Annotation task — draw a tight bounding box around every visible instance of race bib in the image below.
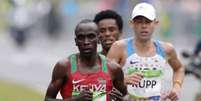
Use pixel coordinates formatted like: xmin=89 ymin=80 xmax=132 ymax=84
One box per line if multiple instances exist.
xmin=127 ymin=68 xmax=163 ymax=99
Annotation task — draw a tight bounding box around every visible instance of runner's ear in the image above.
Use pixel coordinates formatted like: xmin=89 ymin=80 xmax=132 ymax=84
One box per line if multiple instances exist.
xmin=154 ymin=19 xmax=159 ymax=26
xmin=128 ymin=20 xmax=134 ymax=28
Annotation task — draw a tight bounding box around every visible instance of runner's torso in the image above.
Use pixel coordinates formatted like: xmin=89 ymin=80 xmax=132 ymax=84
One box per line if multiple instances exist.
xmin=60 ymin=54 xmax=113 ymax=101
xmin=123 ymin=38 xmax=167 ymax=101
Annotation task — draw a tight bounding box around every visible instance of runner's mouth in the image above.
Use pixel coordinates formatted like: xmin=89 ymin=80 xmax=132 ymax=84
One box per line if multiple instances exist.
xmin=140 ymin=31 xmax=150 ymax=37
xmin=105 ymin=41 xmax=113 ymax=46
xmin=104 ymin=39 xmax=115 ymax=44
xmin=140 ymin=31 xmax=149 ymax=34
xmin=82 ymin=46 xmax=93 ymax=51
xmin=82 ymin=49 xmax=92 ymax=53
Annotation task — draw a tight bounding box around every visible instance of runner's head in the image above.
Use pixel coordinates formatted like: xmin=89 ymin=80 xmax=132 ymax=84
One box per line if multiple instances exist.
xmin=129 ymin=2 xmax=159 ymax=41
xmin=75 ymin=19 xmax=99 ymax=56
xmin=94 ymin=10 xmax=123 ymax=54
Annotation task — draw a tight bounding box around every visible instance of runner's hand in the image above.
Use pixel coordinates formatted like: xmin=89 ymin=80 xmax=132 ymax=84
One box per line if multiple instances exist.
xmin=161 ymin=87 xmax=180 ymax=101
xmin=74 ymin=90 xmax=93 ymax=101
xmin=109 ymin=87 xmax=123 ymax=101
xmin=124 ymin=72 xmax=143 ymax=85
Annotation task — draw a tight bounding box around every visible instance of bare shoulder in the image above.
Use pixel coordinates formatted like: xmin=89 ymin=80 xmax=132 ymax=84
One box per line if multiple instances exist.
xmin=111 ymin=39 xmax=126 ymax=49
xmin=52 ymin=57 xmax=70 ymax=79
xmin=160 ymin=41 xmax=176 ymax=58
xmin=107 ymin=39 xmax=127 ymax=65
xmin=55 ymin=58 xmax=69 ymax=70
xmin=159 ymin=41 xmax=175 ymax=53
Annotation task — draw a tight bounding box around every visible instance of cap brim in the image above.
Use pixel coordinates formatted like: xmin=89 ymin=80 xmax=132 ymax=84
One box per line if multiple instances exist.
xmin=132 ymin=14 xmax=155 ymax=21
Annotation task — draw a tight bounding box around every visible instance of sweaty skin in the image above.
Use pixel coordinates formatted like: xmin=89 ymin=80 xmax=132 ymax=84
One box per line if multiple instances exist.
xmin=107 ymin=16 xmax=185 ymax=101
xmin=98 ymin=19 xmax=121 ymax=56
xmin=94 ymin=10 xmax=123 ymax=56
xmin=45 ymin=20 xmax=127 ymax=101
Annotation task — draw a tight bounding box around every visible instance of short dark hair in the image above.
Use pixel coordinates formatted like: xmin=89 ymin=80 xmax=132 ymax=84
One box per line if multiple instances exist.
xmin=75 ymin=19 xmax=98 ymax=34
xmin=94 ymin=10 xmax=123 ymax=32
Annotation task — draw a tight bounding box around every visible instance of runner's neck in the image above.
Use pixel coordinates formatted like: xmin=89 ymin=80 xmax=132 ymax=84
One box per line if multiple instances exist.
xmin=79 ymin=53 xmax=99 ymax=69
xmin=134 ymin=39 xmax=156 ymax=57
xmin=134 ymin=39 xmax=153 ymax=50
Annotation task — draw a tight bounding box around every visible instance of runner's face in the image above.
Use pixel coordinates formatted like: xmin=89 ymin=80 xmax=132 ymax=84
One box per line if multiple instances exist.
xmin=98 ymin=19 xmax=121 ymax=51
xmin=130 ymin=16 xmax=158 ymax=41
xmin=75 ymin=22 xmax=99 ymax=56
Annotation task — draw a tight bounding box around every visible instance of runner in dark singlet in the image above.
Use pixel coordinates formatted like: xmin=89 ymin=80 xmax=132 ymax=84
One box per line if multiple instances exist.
xmin=45 ymin=19 xmax=127 ymax=101
xmin=94 ymin=10 xmax=123 ymax=56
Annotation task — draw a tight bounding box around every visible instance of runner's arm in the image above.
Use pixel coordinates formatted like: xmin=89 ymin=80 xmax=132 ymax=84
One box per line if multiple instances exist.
xmin=45 ymin=60 xmax=72 ymax=101
xmin=107 ymin=41 xmax=126 ymax=66
xmin=166 ymin=43 xmax=185 ymax=90
xmin=110 ymin=61 xmax=127 ymax=96
xmin=45 ymin=59 xmax=93 ymax=101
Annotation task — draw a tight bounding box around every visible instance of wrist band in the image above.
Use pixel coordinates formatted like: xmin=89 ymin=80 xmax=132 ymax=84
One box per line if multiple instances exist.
xmin=173 ymin=80 xmax=182 ymax=88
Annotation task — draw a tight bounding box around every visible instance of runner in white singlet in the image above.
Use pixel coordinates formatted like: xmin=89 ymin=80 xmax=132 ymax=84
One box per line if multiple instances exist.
xmin=107 ymin=2 xmax=185 ymax=101
xmin=123 ymin=38 xmax=167 ymax=100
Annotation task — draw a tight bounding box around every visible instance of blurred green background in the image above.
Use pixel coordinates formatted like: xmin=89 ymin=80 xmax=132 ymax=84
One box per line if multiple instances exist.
xmin=0 ymin=79 xmax=43 ymax=101
xmin=0 ymin=0 xmax=201 ymax=101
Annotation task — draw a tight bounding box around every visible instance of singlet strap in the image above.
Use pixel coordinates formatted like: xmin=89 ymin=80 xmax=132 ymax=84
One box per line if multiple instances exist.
xmin=125 ymin=38 xmax=165 ymax=58
xmin=70 ymin=54 xmax=77 ymax=73
xmin=126 ymin=37 xmax=135 ymax=57
xmin=99 ymin=54 xmax=108 ymax=73
xmin=154 ymin=40 xmax=166 ymax=58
